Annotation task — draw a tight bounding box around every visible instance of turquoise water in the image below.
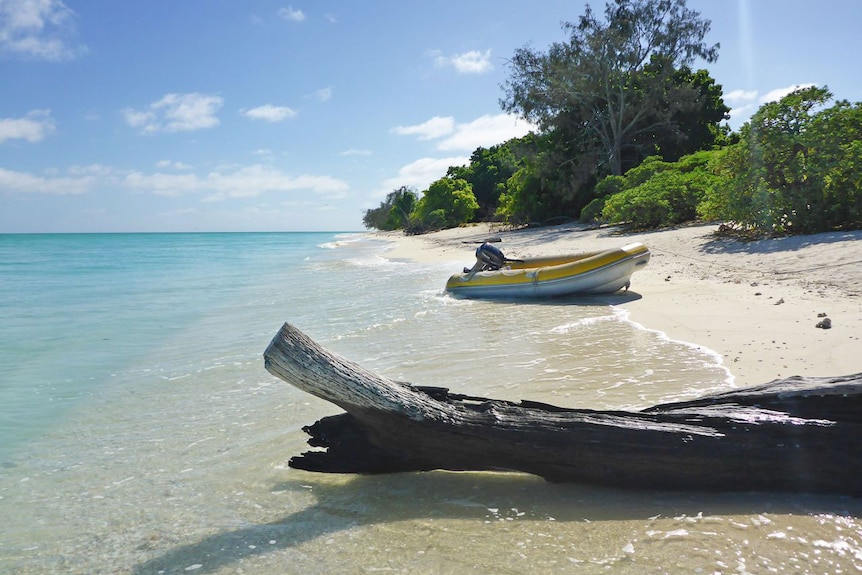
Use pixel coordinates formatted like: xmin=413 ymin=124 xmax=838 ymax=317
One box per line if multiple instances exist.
xmin=1 ymin=233 xmax=859 ymax=575
xmin=0 ymin=233 xmax=355 ymax=454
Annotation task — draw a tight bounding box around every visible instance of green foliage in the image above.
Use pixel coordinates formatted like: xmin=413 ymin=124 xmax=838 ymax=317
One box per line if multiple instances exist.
xmin=648 ymin=66 xmax=731 ymax=162
xmin=707 ymin=86 xmax=862 ymax=234
xmin=495 ymin=131 xmax=600 ymax=224
xmin=501 ymin=0 xmax=719 ymax=176
xmin=598 ymin=151 xmax=723 ymax=228
xmin=448 ymin=144 xmax=518 ymax=219
xmin=603 ymin=171 xmax=686 ymax=228
xmin=579 ymin=197 xmax=606 ymax=222
xmin=579 ymin=175 xmax=625 ymax=222
xmin=411 ymin=177 xmax=479 ymax=231
xmin=496 ymin=164 xmax=544 ymax=224
xmin=494 ymin=0 xmax=728 ymax=225
xmin=361 ymin=186 xmax=419 ymax=231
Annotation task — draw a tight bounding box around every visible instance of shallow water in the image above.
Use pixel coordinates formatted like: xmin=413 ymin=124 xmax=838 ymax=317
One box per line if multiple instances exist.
xmin=1 ymin=233 xmax=860 ymax=574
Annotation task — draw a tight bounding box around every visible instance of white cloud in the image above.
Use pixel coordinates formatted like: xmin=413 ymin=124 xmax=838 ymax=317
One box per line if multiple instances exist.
xmin=0 ymin=166 xmax=96 ymax=195
xmin=432 ymin=49 xmax=493 ymax=74
xmin=728 ymin=104 xmax=757 ymax=125
xmin=452 ymin=50 xmax=493 ymax=74
xmin=0 ymin=109 xmax=55 ymax=143
xmin=340 ymin=148 xmax=371 ymax=156
xmin=380 ymin=113 xmax=537 ymax=198
xmin=436 ymin=114 xmax=536 ymax=152
xmin=124 ymin=171 xmax=199 ymax=197
xmin=155 ymin=160 xmax=192 ymax=170
xmin=1 ymin=161 xmax=349 ymax=204
xmin=759 ymin=83 xmax=816 ymax=104
xmin=312 ymin=87 xmax=332 ymax=102
xmin=393 ymin=113 xmax=536 ymax=151
xmin=379 ymin=156 xmax=469 ymax=195
xmin=723 ymin=84 xmax=819 ymax=128
xmin=0 ymin=0 xmax=86 ymax=60
xmin=392 ymin=116 xmax=456 ymax=140
xmin=67 ymin=163 xmax=113 ymax=177
xmin=277 ymin=6 xmax=304 ymax=21
xmin=123 ymin=164 xmax=349 ymax=200
xmin=724 ymin=89 xmax=758 ymax=104
xmin=123 ymin=93 xmax=223 ymax=133
xmin=242 ymin=104 xmax=298 ymax=122
xmin=122 ymin=108 xmax=154 ymax=129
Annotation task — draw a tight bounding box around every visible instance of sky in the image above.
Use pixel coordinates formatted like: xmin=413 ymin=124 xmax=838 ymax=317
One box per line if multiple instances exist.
xmin=1 ymin=0 xmax=861 ymax=233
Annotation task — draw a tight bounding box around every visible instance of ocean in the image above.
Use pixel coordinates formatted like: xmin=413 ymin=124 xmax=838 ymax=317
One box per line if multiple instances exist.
xmin=1 ymin=232 xmax=860 ymax=574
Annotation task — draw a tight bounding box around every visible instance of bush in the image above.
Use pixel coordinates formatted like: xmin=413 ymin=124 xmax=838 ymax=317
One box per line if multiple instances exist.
xmin=706 ymin=86 xmax=862 ymax=235
xmin=602 ymin=173 xmax=678 ymax=228
xmin=599 ymin=151 xmax=721 ymax=228
xmin=411 ymin=177 xmax=479 ymax=231
xmin=579 ymin=197 xmax=606 ymax=222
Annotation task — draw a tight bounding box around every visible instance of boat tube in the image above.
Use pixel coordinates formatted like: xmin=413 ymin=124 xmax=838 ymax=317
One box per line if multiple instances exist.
xmin=446 ymin=242 xmax=651 ymax=299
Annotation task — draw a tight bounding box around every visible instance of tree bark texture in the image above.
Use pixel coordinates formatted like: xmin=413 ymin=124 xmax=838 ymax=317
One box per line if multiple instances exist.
xmin=264 ymin=322 xmax=862 ymax=496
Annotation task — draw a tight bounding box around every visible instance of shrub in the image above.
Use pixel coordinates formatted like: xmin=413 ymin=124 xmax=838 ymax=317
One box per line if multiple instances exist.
xmin=411 ymin=177 xmax=479 ymax=231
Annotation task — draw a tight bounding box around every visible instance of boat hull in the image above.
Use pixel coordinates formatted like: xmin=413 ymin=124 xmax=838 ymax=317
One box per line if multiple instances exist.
xmin=445 ymin=242 xmax=650 ymax=299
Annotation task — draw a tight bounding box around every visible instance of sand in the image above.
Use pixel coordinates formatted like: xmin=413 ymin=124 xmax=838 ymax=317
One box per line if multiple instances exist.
xmin=379 ymin=222 xmax=862 ymax=387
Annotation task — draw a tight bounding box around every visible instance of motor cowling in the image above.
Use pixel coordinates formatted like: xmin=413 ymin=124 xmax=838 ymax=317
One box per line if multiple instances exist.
xmin=475 ymin=242 xmax=506 ymax=270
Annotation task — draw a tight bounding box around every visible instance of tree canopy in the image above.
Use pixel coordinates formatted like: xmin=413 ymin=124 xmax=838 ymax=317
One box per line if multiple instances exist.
xmin=500 ymin=0 xmax=719 ymax=176
xmin=361 ymin=186 xmax=418 ymax=231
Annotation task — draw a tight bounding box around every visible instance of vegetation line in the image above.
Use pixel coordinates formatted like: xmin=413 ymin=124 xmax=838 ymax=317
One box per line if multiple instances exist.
xmin=364 ymin=0 xmax=861 ymax=240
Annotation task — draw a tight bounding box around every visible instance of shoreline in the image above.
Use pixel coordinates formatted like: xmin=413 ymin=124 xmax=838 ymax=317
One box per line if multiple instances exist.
xmin=377 ymin=223 xmax=862 ymax=386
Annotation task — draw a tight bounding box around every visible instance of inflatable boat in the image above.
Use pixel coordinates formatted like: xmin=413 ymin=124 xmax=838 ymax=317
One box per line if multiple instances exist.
xmin=445 ymin=242 xmax=650 ymax=299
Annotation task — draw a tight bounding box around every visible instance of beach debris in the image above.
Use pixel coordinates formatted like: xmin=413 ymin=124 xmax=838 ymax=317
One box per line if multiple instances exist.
xmin=265 ymin=322 xmax=862 ymax=496
xmin=816 ymin=317 xmax=832 ymax=329
xmin=775 ymin=298 xmax=785 ymax=305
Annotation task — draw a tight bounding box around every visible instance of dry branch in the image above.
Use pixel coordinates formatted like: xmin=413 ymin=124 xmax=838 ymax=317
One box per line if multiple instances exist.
xmin=264 ymin=322 xmax=862 ymax=495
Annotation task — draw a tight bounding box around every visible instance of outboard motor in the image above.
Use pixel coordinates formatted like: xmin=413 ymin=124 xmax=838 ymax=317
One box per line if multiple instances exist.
xmin=475 ymin=242 xmax=506 ymax=270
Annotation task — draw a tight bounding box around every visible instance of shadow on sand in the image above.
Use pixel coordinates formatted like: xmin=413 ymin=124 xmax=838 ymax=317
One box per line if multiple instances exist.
xmin=700 ymin=229 xmax=862 ymax=256
xmin=443 ymin=289 xmax=643 ymax=306
xmin=134 ymin=469 xmax=862 ymax=574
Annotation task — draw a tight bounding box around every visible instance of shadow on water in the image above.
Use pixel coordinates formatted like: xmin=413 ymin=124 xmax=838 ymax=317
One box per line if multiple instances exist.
xmin=134 ymin=469 xmax=862 ymax=574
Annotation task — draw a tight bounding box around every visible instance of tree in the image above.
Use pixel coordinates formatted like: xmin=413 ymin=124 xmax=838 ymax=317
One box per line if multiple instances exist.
xmin=362 ymin=186 xmax=419 ymax=231
xmin=500 ymin=0 xmax=719 ymax=176
xmin=411 ymin=177 xmax=479 ymax=231
xmin=647 ymin=66 xmax=731 ymax=162
xmin=447 ymin=144 xmax=518 ymax=220
xmin=496 ymin=131 xmax=599 ymax=224
xmin=384 ymin=186 xmax=419 ymax=230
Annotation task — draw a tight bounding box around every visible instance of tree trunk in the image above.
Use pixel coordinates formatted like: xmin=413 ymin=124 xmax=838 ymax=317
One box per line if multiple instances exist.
xmin=264 ymin=322 xmax=862 ymax=496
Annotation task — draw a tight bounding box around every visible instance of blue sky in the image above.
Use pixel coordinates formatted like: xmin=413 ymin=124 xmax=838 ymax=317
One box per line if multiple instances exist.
xmin=1 ymin=0 xmax=860 ymax=233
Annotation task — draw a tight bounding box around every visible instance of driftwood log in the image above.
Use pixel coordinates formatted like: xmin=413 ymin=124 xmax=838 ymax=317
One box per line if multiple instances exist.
xmin=264 ymin=322 xmax=862 ymax=496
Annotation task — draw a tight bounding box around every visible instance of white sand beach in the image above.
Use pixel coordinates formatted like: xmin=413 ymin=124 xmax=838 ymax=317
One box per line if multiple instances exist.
xmin=381 ymin=223 xmax=862 ymax=387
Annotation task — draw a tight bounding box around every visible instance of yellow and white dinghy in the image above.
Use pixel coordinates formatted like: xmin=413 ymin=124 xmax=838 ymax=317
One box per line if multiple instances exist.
xmin=445 ymin=242 xmax=650 ymax=299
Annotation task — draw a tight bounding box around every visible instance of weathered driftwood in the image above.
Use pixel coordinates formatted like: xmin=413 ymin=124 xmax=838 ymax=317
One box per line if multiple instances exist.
xmin=264 ymin=322 xmax=862 ymax=496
